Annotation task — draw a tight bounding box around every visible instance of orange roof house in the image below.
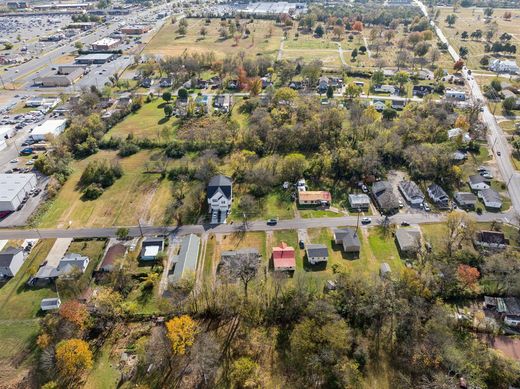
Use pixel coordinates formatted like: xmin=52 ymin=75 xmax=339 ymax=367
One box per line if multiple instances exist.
xmin=298 ymin=191 xmax=332 ymax=205
xmin=272 ymin=242 xmax=296 ymax=271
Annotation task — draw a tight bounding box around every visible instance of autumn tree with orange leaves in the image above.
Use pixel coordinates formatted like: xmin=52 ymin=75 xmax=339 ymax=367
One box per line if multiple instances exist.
xmin=457 ymin=264 xmax=480 ymax=292
xmin=352 ymin=21 xmax=363 ymax=32
xmin=59 ymin=300 xmax=90 ymax=332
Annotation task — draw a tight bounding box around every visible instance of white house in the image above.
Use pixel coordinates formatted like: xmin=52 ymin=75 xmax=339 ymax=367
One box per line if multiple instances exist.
xmin=0 ymin=247 xmax=24 ymax=278
xmin=398 ymin=180 xmax=424 ymax=206
xmin=489 ymin=59 xmax=520 ymax=74
xmin=305 ymin=244 xmax=329 ymax=265
xmin=468 ymin=175 xmax=490 ymax=191
xmin=207 ymin=175 xmax=233 ymax=224
xmin=504 ymin=315 xmax=520 ymax=327
xmin=445 ymin=90 xmax=466 ymax=101
xmin=448 ymin=127 xmax=471 ymax=143
xmin=373 ymin=84 xmax=396 ymax=94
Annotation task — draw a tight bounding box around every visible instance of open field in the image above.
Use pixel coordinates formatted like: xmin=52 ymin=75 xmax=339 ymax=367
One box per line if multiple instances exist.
xmin=38 ymin=150 xmax=173 ymax=228
xmin=145 ymin=18 xmax=282 ymax=59
xmin=437 ymin=7 xmax=520 ymax=70
xmin=105 ymin=98 xmax=179 ymax=140
xmin=84 ymin=343 xmax=120 ymax=389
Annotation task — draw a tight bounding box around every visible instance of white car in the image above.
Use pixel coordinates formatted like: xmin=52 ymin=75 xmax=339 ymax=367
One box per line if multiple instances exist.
xmin=10 ymin=159 xmax=18 ymax=164
xmin=361 ymin=217 xmax=371 ymax=224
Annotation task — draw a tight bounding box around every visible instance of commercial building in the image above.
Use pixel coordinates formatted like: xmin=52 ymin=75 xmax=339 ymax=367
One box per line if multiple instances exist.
xmin=29 ymin=119 xmax=66 ymax=141
xmin=121 ymin=25 xmax=150 ymax=35
xmin=75 ymin=53 xmax=116 ymax=64
xmin=0 ymin=173 xmax=37 ymax=212
xmin=91 ymin=37 xmax=120 ymax=51
xmin=33 ymin=68 xmax=84 ymax=87
xmin=0 ymin=125 xmax=15 ymax=151
xmin=67 ymin=22 xmax=96 ymax=31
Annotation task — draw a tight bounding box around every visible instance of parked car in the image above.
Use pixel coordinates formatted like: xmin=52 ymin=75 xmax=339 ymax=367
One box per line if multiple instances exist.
xmin=267 ymin=218 xmax=278 ymax=226
xmin=423 ymin=203 xmax=431 ymax=212
xmin=401 ymin=221 xmax=410 ymax=226
xmin=299 ymin=240 xmax=305 ymax=249
xmin=361 ymin=217 xmax=371 ymax=224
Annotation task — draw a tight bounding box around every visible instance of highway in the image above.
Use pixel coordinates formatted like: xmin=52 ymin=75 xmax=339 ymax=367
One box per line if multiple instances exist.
xmin=0 ymin=209 xmax=514 ymax=240
xmin=415 ymin=0 xmax=520 ymax=214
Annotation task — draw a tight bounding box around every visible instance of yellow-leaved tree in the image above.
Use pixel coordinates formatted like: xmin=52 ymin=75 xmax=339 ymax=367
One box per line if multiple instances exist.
xmin=55 ymin=338 xmax=93 ymax=377
xmin=165 ymin=315 xmax=198 ymax=355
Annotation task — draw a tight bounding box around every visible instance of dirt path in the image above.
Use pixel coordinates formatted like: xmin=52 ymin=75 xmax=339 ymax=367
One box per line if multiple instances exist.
xmin=277 ymin=37 xmax=285 ymax=61
xmin=195 ymin=233 xmax=208 ymax=289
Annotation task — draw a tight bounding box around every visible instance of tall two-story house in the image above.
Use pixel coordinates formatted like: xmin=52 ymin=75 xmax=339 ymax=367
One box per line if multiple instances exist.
xmin=207 ymin=175 xmax=233 ymax=224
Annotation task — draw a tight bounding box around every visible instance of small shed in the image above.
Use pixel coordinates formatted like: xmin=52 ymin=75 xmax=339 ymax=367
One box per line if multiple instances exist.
xmin=40 ymin=297 xmax=61 ymax=311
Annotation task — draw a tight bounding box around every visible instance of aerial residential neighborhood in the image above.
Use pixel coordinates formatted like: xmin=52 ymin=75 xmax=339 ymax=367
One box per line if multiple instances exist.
xmin=0 ymin=0 xmax=519 ymax=387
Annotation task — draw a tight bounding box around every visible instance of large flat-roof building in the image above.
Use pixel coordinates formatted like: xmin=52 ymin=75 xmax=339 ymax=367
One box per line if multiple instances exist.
xmin=91 ymin=37 xmax=120 ymax=51
xmin=75 ymin=53 xmax=116 ymax=64
xmin=29 ymin=119 xmax=66 ymax=142
xmin=0 ymin=173 xmax=37 ymax=212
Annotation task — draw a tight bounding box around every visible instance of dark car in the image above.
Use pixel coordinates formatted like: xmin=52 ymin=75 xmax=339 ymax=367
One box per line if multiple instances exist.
xmin=267 ymin=218 xmax=278 ymax=226
xmin=299 ymin=240 xmax=305 ymax=249
xmin=401 ymin=221 xmax=410 ymax=226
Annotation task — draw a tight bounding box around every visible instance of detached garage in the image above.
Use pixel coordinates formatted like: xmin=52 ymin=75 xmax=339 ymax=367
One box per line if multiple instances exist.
xmin=0 ymin=173 xmax=37 ymax=212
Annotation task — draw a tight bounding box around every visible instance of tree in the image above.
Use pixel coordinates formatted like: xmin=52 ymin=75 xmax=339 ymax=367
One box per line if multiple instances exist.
xmin=434 ymin=67 xmax=444 ymax=80
xmin=116 ymin=227 xmax=129 ymax=240
xmin=333 ymin=26 xmax=343 ymax=40
xmin=249 ymin=77 xmax=262 ymax=97
xmin=314 ymin=24 xmax=324 ymax=38
xmin=164 ymin=104 xmax=173 ymax=117
xmin=162 ymin=91 xmax=172 ymax=102
xmin=459 ymin=46 xmax=469 ymax=58
xmin=55 ymin=339 xmax=93 ymax=378
xmin=503 ymin=96 xmax=517 ymax=112
xmin=178 ymin=88 xmax=189 ymax=101
xmin=352 ymin=21 xmax=363 ymax=32
xmin=461 ymin=31 xmax=468 ymax=40
xmin=351 ymin=48 xmax=358 ymax=61
xmin=445 ymin=211 xmax=476 ymax=257
xmin=326 ymin=85 xmax=334 ymax=99
xmin=457 ymin=264 xmax=480 ymax=292
xmin=273 ymin=87 xmax=298 ymax=105
xmin=484 ymin=7 xmax=494 ymax=17
xmin=59 ymin=300 xmax=90 ymax=331
xmin=344 ymin=83 xmax=362 ymax=99
xmin=503 ymin=11 xmax=512 ymax=21
xmin=178 ymin=25 xmax=187 ymax=35
xmin=454 ymin=115 xmax=470 ymax=131
xmin=165 ymin=315 xmax=198 ymax=356
xmin=382 ymin=107 xmax=397 ymax=121
xmin=74 ymin=41 xmax=83 ymax=51
xmin=280 ymin=153 xmax=307 ymax=182
xmin=445 ymin=14 xmax=457 ymax=27
xmin=430 ymin=47 xmax=441 ymax=67
xmin=200 ymin=26 xmax=207 ymax=37
xmin=234 ymin=251 xmax=260 ymax=299
xmin=230 ymin=357 xmax=259 ymax=388
xmin=371 ymin=70 xmax=385 ymax=85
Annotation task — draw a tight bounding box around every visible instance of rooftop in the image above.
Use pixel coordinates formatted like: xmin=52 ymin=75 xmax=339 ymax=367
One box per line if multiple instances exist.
xmin=0 ymin=173 xmax=36 ymax=203
xmin=31 ymin=119 xmax=66 ymax=136
xmin=298 ymin=191 xmax=332 ymax=202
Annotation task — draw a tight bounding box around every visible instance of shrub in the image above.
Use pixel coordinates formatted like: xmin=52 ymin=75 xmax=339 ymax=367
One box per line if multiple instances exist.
xmin=82 ymin=184 xmax=104 ymax=200
xmin=476 ymin=207 xmax=483 ymax=215
xmin=118 ymin=142 xmax=140 ymax=157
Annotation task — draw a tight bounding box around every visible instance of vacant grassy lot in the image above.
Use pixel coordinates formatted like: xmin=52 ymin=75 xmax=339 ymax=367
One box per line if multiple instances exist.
xmin=38 ymin=150 xmax=173 ymax=228
xmin=437 ymin=7 xmax=520 ymax=70
xmin=0 ymin=239 xmax=56 ymax=321
xmin=84 ymin=343 xmax=120 ymax=389
xmin=145 ymin=18 xmax=282 ymax=59
xmin=105 ymin=98 xmax=179 ymax=140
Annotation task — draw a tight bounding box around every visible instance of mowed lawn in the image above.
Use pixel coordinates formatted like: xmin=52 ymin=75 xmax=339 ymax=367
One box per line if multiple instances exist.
xmin=38 ymin=150 xmax=173 ymax=228
xmin=437 ymin=7 xmax=520 ymax=70
xmin=145 ymin=18 xmax=283 ymax=58
xmin=105 ymin=98 xmax=179 ymax=140
xmin=0 ymin=239 xmax=56 ymax=321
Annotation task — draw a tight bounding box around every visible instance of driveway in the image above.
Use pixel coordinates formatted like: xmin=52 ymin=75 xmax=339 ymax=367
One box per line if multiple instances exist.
xmin=44 ymin=237 xmax=72 ymax=267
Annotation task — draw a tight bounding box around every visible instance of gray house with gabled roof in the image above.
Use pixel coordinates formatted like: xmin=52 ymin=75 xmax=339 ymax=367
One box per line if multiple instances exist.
xmin=207 ymin=175 xmax=233 ymax=224
xmin=372 ymin=181 xmax=399 ymax=215
xmin=427 ymin=184 xmax=450 ymax=209
xmin=398 ymin=180 xmax=424 ymax=206
xmin=169 ymin=234 xmax=200 ymax=284
xmin=333 ymin=228 xmax=361 ymax=253
xmin=305 ymin=244 xmax=329 ymax=265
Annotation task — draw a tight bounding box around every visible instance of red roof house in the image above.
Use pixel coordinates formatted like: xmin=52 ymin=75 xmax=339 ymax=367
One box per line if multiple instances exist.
xmin=272 ymin=242 xmax=296 ymax=271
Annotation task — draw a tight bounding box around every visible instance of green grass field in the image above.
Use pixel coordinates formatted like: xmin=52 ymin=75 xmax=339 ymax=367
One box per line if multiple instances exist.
xmin=105 ymin=98 xmax=179 ymax=140
xmin=84 ymin=343 xmax=120 ymax=389
xmin=38 ymin=150 xmax=173 ymax=228
xmin=145 ymin=18 xmax=282 ymax=59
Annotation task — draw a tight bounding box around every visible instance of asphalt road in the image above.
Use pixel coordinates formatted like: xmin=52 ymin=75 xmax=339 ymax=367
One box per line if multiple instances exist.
xmin=0 ymin=209 xmax=514 ymax=240
xmin=415 ymin=0 xmax=520 ymax=213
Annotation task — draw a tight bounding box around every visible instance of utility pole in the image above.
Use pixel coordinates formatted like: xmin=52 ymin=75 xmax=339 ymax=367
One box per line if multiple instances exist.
xmin=138 ymin=219 xmax=144 ymax=237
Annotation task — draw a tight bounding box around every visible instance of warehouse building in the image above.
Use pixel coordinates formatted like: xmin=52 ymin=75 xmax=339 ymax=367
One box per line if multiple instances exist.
xmin=0 ymin=173 xmax=37 ymax=212
xmin=29 ymin=119 xmax=66 ymax=142
xmin=121 ymin=25 xmax=150 ymax=35
xmin=33 ymin=68 xmax=84 ymax=87
xmin=0 ymin=126 xmax=15 ymax=151
xmin=75 ymin=53 xmax=116 ymax=65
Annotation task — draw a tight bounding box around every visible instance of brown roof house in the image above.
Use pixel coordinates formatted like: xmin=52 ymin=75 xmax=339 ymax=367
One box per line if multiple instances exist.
xmin=98 ymin=243 xmax=127 ymax=272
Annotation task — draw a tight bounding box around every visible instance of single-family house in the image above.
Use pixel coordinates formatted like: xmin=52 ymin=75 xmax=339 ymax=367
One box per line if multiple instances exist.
xmin=373 ymin=84 xmax=396 ymax=94
xmin=159 ymin=78 xmax=173 ymax=88
xmin=317 ymin=76 xmax=329 ymax=94
xmin=468 ymin=174 xmax=490 ymax=191
xmin=218 ymin=248 xmax=261 ymax=279
xmin=227 ymin=79 xmax=239 ymax=90
xmin=454 ymin=192 xmax=477 ymax=210
xmin=445 ymin=89 xmax=466 ymax=101
xmin=170 ymin=234 xmax=200 ymax=283
xmin=272 ymin=242 xmax=296 ymax=271
xmin=478 ymin=188 xmax=502 ymax=209
xmin=207 ymin=175 xmax=233 ymax=224
xmin=329 ymin=77 xmax=343 ymax=89
xmin=447 ymin=127 xmax=471 ymax=143
xmin=260 ymin=77 xmax=272 ymax=89
xmin=98 ymin=243 xmax=126 ymax=272
xmin=398 ymin=180 xmax=424 ymax=206
xmin=348 ymin=193 xmax=370 ymax=211
xmin=484 ymin=296 xmax=520 ymax=328
xmin=195 ymin=95 xmax=209 ymax=113
xmin=213 ymin=94 xmax=231 ymax=112
xmin=0 ymin=247 xmax=24 ymax=278
xmin=140 ymin=78 xmax=154 ymax=88
xmin=391 ymin=100 xmax=406 ymax=110
xmin=474 ymin=230 xmax=509 ymax=250
xmin=412 ymin=85 xmax=434 ymax=97
xmin=395 ymin=228 xmax=421 ymax=255
xmin=372 ymin=99 xmax=386 ymax=111
xmin=333 ymin=228 xmax=361 ymax=253
xmin=40 ymin=297 xmax=61 ymax=311
xmin=289 ymin=81 xmax=303 ymax=90
xmin=489 ymin=59 xmax=520 ymax=74
xmin=31 ymin=253 xmax=90 ymax=284
xmin=305 ymin=244 xmax=329 ymax=265
xmin=298 ymin=191 xmax=331 ymax=206
xmin=452 ymin=150 xmax=467 ymax=162
xmin=372 ymin=181 xmax=400 ymax=215
xmin=140 ymin=238 xmax=164 ymax=261
xmin=427 ymin=184 xmax=450 ymax=209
